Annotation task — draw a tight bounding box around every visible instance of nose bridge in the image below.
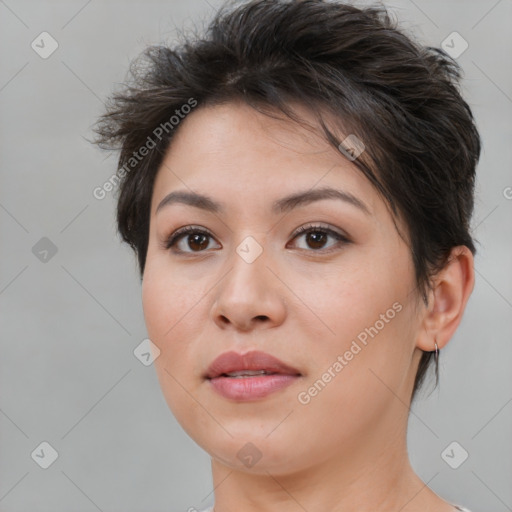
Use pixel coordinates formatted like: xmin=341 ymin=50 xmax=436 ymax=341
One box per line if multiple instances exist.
xmin=223 ymin=234 xmax=270 ymax=304
xmin=211 ymin=233 xmax=286 ymax=330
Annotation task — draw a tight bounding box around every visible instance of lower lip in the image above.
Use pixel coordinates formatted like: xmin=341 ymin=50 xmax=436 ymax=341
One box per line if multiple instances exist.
xmin=208 ymin=374 xmax=300 ymax=401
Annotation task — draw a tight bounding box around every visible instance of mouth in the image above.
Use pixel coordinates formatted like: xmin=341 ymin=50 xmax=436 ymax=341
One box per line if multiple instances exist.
xmin=204 ymin=350 xmax=302 ymax=379
xmin=216 ymin=369 xmax=282 ymax=378
xmin=204 ymin=350 xmax=302 ymax=401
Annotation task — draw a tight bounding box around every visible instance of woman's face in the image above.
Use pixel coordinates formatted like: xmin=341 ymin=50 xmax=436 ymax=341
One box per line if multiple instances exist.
xmin=142 ymin=101 xmax=424 ymax=475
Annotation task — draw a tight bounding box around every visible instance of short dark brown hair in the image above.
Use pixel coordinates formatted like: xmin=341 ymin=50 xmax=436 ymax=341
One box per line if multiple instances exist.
xmin=93 ymin=0 xmax=481 ymax=402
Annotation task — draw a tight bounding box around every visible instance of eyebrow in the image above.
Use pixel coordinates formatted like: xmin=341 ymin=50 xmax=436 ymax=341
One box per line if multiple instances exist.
xmin=155 ymin=186 xmax=371 ymax=216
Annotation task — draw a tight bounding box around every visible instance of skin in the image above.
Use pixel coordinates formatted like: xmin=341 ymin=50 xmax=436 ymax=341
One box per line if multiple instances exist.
xmin=141 ymin=101 xmax=474 ymax=512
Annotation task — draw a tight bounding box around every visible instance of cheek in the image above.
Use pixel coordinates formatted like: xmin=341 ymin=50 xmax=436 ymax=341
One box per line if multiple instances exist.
xmin=141 ymin=254 xmax=217 ymax=383
xmin=142 ymin=261 xmax=189 ymax=368
xmin=142 ymin=255 xmax=203 ymax=339
xmin=292 ymin=255 xmax=415 ymax=405
xmin=294 ymin=306 xmax=414 ymax=442
xmin=141 ymin=261 xmax=205 ymax=420
xmin=290 ymin=259 xmax=403 ymax=346
xmin=142 ymin=264 xmax=173 ymax=342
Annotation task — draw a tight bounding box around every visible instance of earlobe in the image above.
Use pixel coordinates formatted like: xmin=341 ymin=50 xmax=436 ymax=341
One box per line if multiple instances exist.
xmin=416 ymin=246 xmax=475 ymax=352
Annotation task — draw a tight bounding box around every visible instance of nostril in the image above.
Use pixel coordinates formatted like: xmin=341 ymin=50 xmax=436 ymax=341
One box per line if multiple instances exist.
xmin=254 ymin=315 xmax=269 ymax=322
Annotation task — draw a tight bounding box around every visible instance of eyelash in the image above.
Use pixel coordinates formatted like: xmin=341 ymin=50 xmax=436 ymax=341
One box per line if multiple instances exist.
xmin=163 ymin=223 xmax=351 ymax=255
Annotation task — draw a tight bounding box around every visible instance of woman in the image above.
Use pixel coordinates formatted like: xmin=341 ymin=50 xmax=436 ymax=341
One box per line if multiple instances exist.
xmin=95 ymin=1 xmax=480 ymax=510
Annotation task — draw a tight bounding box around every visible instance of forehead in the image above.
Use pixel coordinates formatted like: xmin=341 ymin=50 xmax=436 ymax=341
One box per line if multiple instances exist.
xmin=152 ymin=102 xmax=381 ymax=213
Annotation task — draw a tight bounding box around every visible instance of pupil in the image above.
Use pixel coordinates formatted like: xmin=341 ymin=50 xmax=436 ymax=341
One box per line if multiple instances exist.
xmin=307 ymin=231 xmax=326 ymax=249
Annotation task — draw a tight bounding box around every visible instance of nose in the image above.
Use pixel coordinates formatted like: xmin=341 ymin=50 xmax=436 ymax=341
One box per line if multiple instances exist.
xmin=210 ymin=243 xmax=287 ymax=332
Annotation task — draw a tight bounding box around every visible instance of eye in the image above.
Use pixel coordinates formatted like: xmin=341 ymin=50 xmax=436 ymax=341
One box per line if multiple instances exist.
xmin=163 ymin=223 xmax=351 ymax=256
xmin=288 ymin=223 xmax=350 ymax=252
xmin=164 ymin=226 xmax=220 ymax=254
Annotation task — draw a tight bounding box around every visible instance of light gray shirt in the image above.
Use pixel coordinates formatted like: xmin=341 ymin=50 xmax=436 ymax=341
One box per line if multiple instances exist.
xmin=198 ymin=504 xmax=473 ymax=511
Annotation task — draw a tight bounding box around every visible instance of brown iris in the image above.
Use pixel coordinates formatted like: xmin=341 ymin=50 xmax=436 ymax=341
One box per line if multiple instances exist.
xmin=188 ymin=233 xmax=210 ymax=251
xmin=305 ymin=231 xmax=328 ymax=249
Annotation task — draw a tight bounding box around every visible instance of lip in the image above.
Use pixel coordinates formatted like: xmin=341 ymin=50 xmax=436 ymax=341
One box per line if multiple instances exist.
xmin=205 ymin=350 xmax=302 ymax=401
xmin=205 ymin=350 xmax=301 ymax=379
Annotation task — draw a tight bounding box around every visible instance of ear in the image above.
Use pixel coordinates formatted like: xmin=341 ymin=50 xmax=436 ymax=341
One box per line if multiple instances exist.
xmin=416 ymin=246 xmax=475 ymax=351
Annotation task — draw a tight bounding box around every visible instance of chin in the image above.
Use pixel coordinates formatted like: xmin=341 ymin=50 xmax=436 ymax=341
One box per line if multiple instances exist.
xmin=199 ymin=428 xmax=311 ymax=474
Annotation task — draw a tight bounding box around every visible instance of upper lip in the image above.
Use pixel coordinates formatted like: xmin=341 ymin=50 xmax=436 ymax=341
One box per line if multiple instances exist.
xmin=205 ymin=350 xmax=302 ymax=379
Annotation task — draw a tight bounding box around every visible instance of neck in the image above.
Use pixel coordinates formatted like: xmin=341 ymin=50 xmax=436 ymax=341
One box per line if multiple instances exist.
xmin=209 ymin=414 xmax=449 ymax=512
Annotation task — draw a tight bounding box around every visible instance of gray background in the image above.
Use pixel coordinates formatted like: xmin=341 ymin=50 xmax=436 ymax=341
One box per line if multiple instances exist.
xmin=1 ymin=0 xmax=511 ymax=511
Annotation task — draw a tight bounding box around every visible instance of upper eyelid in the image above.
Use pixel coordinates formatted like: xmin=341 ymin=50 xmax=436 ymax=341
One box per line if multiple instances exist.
xmin=292 ymin=223 xmax=348 ymax=238
xmin=165 ymin=225 xmax=216 ymax=246
xmin=169 ymin=223 xmax=344 ymax=240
